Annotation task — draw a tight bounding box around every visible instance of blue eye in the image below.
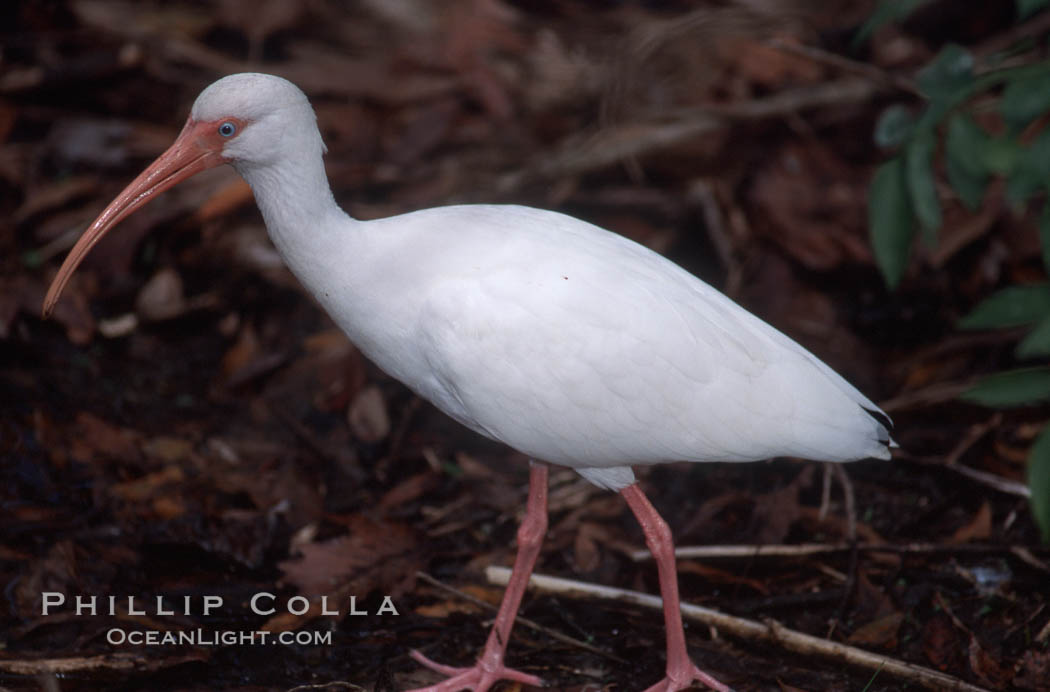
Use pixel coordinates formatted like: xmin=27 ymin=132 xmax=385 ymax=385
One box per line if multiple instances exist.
xmin=218 ymin=122 xmax=236 ymax=137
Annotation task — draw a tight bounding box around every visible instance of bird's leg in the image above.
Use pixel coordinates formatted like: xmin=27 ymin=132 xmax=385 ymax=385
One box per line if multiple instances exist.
xmin=407 ymin=462 xmax=548 ymax=692
xmin=621 ymin=483 xmax=733 ymax=692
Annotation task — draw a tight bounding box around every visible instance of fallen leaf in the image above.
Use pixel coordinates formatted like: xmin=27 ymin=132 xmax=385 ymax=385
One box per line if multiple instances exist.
xmin=135 ymin=267 xmax=186 ymax=321
xmin=279 ymin=515 xmax=416 ymax=594
xmin=847 ymin=611 xmax=904 ymax=649
xmin=1013 ymin=649 xmax=1050 ymax=691
xmin=921 ymin=614 xmax=962 ymax=672
xmin=71 ymin=412 xmax=141 ymax=465
xmin=347 ymin=385 xmax=391 ymax=443
xmin=950 ymin=501 xmax=992 ymax=543
xmin=968 ymin=635 xmax=1010 ymax=689
xmin=109 ymin=466 xmax=185 ymax=501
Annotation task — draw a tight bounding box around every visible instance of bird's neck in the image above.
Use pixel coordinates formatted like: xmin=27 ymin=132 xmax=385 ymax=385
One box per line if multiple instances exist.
xmin=235 ymin=151 xmax=359 ymax=283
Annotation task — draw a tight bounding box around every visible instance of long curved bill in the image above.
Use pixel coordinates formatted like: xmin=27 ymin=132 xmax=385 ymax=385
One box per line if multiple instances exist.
xmin=41 ymin=119 xmax=226 ymax=318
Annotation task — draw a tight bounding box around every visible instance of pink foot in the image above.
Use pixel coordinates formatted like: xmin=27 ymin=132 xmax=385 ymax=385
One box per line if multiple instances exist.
xmin=640 ymin=661 xmax=733 ymax=692
xmin=405 ymin=648 xmax=543 ymax=692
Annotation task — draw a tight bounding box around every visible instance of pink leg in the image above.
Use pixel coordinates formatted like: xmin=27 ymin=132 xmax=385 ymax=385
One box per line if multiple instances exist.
xmin=407 ymin=463 xmax=548 ymax=692
xmin=621 ymin=483 xmax=733 ymax=692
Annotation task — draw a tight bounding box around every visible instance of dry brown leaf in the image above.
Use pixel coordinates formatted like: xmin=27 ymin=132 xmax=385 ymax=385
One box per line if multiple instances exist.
xmin=749 ymin=142 xmax=871 ymax=271
xmin=573 ymin=521 xmax=607 ymax=573
xmin=1013 ymin=649 xmax=1050 ymax=691
xmin=71 ymin=412 xmax=141 ymax=465
xmin=221 ymin=324 xmax=260 ymax=379
xmin=950 ymin=501 xmax=992 ymax=544
xmin=193 ymin=177 xmax=253 ymax=222
xmin=846 ymin=611 xmax=904 ymax=649
xmin=279 ymin=515 xmax=416 ymax=594
xmin=921 ymin=614 xmax=962 ymax=672
xmin=347 ymin=385 xmax=391 ymax=443
xmin=109 ymin=466 xmax=185 ymax=502
xmin=378 ymin=471 xmax=438 ymax=512
xmin=135 ymin=267 xmax=186 ymax=321
xmin=151 ymin=495 xmax=186 ymax=520
xmin=13 ymin=540 xmax=77 ymax=617
xmin=14 ymin=177 xmax=98 ymax=225
xmin=142 ymin=436 xmax=195 ymax=463
xmin=722 ymin=36 xmax=824 ymax=88
xmin=677 ymin=561 xmax=770 ymax=595
xmin=968 ymin=635 xmax=1011 ymax=689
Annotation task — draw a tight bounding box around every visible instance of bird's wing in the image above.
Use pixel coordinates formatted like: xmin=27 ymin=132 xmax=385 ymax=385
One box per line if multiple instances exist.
xmin=406 ymin=206 xmax=889 ymax=469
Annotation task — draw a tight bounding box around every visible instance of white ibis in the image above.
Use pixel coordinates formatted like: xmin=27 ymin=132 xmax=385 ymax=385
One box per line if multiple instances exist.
xmin=44 ymin=73 xmax=894 ymax=692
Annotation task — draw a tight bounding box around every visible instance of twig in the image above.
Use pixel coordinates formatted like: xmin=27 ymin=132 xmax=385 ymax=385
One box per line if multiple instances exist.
xmin=497 ymin=78 xmax=882 ymax=190
xmin=629 ymin=542 xmax=1049 ymax=562
xmin=878 ymin=381 xmax=974 ymax=412
xmin=1011 ymin=546 xmax=1050 ymax=574
xmin=899 ymin=454 xmax=1031 ymax=498
xmin=488 ymin=567 xmax=990 ymax=692
xmin=414 ymin=571 xmax=625 ymax=663
xmin=943 ymin=415 xmax=1002 ymax=467
xmin=1037 ymin=613 xmax=1050 ymax=643
xmin=833 ymin=464 xmax=857 ymax=543
xmin=768 ymin=39 xmax=919 ymax=95
xmin=830 ymin=464 xmax=859 ymax=629
xmin=975 ymin=10 xmax=1050 ymax=57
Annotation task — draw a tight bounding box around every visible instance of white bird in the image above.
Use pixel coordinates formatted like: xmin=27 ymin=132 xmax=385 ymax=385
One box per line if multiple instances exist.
xmin=44 ymin=73 xmax=894 ymax=692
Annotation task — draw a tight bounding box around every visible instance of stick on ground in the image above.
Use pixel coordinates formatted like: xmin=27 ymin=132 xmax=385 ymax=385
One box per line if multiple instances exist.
xmin=487 ymin=567 xmax=991 ymax=692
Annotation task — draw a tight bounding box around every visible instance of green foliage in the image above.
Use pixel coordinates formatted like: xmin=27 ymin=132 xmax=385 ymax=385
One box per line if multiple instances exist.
xmin=958 ymin=284 xmax=1050 ymax=329
xmin=1029 ymin=426 xmax=1050 ymax=541
xmin=875 ymin=105 xmax=916 ymax=150
xmin=905 ymin=128 xmax=942 ymax=242
xmin=854 ymin=0 xmax=932 ymax=48
xmin=1000 ymin=70 xmax=1050 ymax=133
xmin=865 ymin=38 xmax=1050 ymax=286
xmin=916 ymin=44 xmax=975 ymax=103
xmin=1017 ymin=314 xmax=1050 ymax=358
xmin=863 ymin=4 xmax=1050 ymax=542
xmin=1041 ymin=204 xmax=1050 ymax=271
xmin=960 ymin=367 xmax=1050 ymax=408
xmin=868 ymin=159 xmax=916 ymax=287
xmin=1017 ymin=0 xmax=1050 ymax=20
xmin=945 ymin=114 xmax=990 ymax=210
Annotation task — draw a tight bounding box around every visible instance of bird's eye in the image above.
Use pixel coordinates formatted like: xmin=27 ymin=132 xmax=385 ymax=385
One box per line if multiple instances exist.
xmin=218 ymin=122 xmax=237 ymax=137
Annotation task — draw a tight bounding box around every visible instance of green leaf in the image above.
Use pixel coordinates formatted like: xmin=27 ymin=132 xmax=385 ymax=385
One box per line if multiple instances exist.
xmin=961 ymin=367 xmax=1050 ymax=408
xmin=905 ymin=129 xmax=941 ymax=243
xmin=945 ymin=114 xmax=990 ymax=210
xmin=1000 ymin=69 xmax=1050 ymax=133
xmin=979 ymin=136 xmax=1021 ymax=175
xmin=1006 ymin=129 xmax=1050 ymax=206
xmin=945 ymin=155 xmax=986 ymax=211
xmin=1041 ymin=203 xmax=1050 ymax=273
xmin=1007 ymin=163 xmax=1044 ymax=206
xmin=1018 ymin=314 xmax=1050 ymax=358
xmin=875 ymin=105 xmax=916 ymax=150
xmin=959 ymin=283 xmax=1050 ymax=329
xmin=853 ymin=0 xmax=931 ymax=47
xmin=20 ymin=250 xmax=43 ymax=269
xmin=917 ymin=44 xmax=975 ymax=103
xmin=1028 ymin=425 xmax=1050 ymax=543
xmin=1017 ymin=0 xmax=1050 ymax=20
xmin=869 ymin=157 xmax=916 ymax=288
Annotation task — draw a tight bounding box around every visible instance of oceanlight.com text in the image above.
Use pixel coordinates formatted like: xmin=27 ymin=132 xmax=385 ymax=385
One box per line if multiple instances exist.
xmin=106 ymin=628 xmax=333 ymax=646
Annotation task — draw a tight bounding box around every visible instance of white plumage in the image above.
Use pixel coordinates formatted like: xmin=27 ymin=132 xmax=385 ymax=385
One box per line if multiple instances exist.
xmin=290 ymin=203 xmax=892 ymax=491
xmin=45 ymin=73 xmax=894 ymax=692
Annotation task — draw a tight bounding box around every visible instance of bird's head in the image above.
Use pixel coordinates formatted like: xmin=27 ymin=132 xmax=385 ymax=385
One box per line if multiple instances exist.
xmin=42 ymin=73 xmax=322 ymax=318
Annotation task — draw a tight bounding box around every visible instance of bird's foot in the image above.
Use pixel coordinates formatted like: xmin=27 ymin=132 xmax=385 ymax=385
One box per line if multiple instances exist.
xmin=641 ymin=661 xmax=733 ymax=692
xmin=405 ymin=648 xmax=543 ymax=692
